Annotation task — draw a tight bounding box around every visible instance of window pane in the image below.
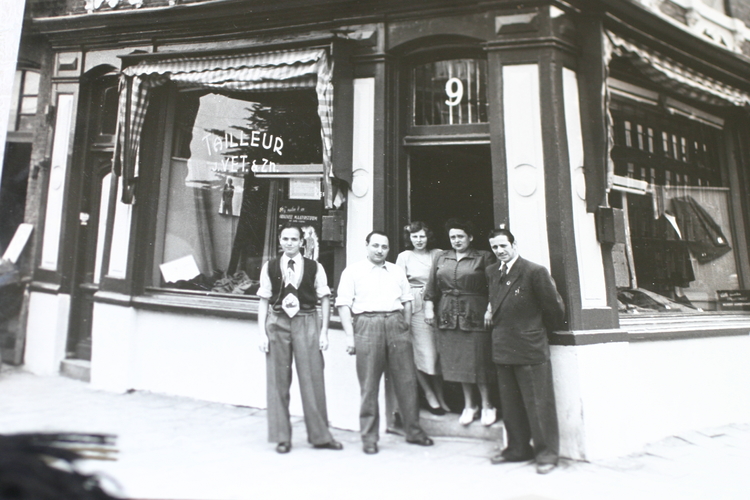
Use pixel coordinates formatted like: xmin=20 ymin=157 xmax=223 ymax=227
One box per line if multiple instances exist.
xmin=20 ymin=96 xmax=37 ymax=115
xmin=23 ymin=70 xmax=40 ymax=95
xmin=7 ymin=70 xmax=21 ymax=131
xmin=413 ymin=59 xmax=488 ymax=126
xmin=99 ymin=85 xmax=119 ymax=136
xmin=610 ymin=103 xmax=739 ymax=313
xmin=159 ymin=90 xmax=322 ymax=294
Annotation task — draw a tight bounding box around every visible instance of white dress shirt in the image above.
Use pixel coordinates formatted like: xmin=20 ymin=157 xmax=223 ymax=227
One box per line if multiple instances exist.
xmin=335 ymin=259 xmax=414 ymax=314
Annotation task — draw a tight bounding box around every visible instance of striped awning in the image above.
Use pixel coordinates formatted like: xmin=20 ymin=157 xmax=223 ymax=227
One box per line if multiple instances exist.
xmin=113 ymin=47 xmax=335 ymax=206
xmin=606 ymin=31 xmax=750 ymax=107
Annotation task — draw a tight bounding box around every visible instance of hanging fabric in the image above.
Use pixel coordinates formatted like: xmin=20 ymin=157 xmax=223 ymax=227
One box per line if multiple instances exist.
xmin=112 ymin=47 xmax=335 ymax=206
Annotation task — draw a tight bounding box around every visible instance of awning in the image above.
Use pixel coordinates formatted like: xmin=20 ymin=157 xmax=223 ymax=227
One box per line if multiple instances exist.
xmin=600 ymin=31 xmax=750 ymax=203
xmin=113 ymin=47 xmax=336 ymax=206
xmin=606 ymin=31 xmax=750 ymax=107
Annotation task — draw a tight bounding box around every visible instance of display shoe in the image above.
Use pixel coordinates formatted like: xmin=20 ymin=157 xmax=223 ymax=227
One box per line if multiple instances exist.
xmin=458 ymin=407 xmax=479 ymax=425
xmin=481 ymin=407 xmax=497 ymax=426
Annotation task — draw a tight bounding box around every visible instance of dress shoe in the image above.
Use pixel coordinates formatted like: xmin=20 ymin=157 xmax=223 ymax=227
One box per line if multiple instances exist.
xmin=406 ymin=436 xmax=434 ymax=446
xmin=363 ymin=443 xmax=379 ymax=454
xmin=313 ymin=440 xmax=343 ymax=450
xmin=481 ymin=407 xmax=497 ymax=426
xmin=276 ymin=442 xmax=291 ymax=454
xmin=458 ymin=407 xmax=479 ymax=425
xmin=536 ymin=463 xmax=557 ymax=475
xmin=490 ymin=453 xmax=534 ymax=465
xmin=426 ymin=405 xmax=446 ymax=416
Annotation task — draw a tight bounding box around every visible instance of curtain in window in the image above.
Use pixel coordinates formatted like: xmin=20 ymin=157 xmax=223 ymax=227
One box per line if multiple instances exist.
xmin=113 ymin=47 xmax=335 ymax=206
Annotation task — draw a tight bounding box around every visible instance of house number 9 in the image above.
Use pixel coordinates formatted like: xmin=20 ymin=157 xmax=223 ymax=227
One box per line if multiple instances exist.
xmin=445 ymin=77 xmax=464 ymax=107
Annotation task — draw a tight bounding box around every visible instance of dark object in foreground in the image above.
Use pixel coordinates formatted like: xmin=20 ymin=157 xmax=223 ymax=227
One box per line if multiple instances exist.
xmin=0 ymin=433 xmax=119 ymax=500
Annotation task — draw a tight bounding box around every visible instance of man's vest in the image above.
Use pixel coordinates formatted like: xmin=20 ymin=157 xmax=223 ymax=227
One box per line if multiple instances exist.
xmin=268 ymin=256 xmax=318 ymax=312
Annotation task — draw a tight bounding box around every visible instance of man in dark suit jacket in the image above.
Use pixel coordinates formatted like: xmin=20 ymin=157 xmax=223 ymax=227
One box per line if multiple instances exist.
xmin=484 ymin=228 xmax=565 ymax=474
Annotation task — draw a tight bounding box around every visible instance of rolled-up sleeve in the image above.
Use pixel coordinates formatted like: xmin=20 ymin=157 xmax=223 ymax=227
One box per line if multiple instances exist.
xmin=335 ymin=267 xmax=354 ymax=308
xmin=256 ymin=261 xmax=273 ymax=299
xmin=397 ymin=269 xmax=414 ymax=304
xmin=314 ymin=263 xmax=331 ymax=298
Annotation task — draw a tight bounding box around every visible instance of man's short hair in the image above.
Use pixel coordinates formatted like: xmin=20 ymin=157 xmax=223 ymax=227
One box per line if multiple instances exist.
xmin=365 ymin=230 xmax=389 ymax=244
xmin=487 ymin=227 xmax=515 ymax=244
xmin=278 ymin=224 xmax=303 ymax=239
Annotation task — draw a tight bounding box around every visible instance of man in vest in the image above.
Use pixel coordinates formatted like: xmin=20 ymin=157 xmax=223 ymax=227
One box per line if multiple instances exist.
xmin=257 ymin=224 xmax=342 ymax=454
xmin=336 ymin=231 xmax=434 ymax=454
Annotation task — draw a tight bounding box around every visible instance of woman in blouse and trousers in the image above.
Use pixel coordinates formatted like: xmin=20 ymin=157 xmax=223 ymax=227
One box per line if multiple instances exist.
xmin=423 ymin=218 xmax=497 ymax=426
xmin=396 ymin=221 xmax=450 ymax=414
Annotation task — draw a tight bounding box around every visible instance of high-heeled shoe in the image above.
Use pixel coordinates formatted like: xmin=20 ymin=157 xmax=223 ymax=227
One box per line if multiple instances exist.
xmin=458 ymin=407 xmax=479 ymax=425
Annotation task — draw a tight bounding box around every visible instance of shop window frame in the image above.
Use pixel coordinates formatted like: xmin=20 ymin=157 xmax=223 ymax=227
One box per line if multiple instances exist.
xmin=607 ymin=79 xmax=749 ymax=316
xmin=144 ymin=84 xmax=333 ymax=300
xmin=7 ymin=66 xmax=41 ymax=144
xmin=90 ymin=39 xmax=354 ymax=307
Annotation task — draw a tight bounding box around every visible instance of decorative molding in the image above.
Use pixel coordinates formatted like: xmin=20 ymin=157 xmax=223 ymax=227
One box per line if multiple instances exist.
xmin=638 ymin=0 xmax=750 ymax=54
xmin=483 ymin=36 xmax=578 ymax=55
xmin=495 ymin=12 xmax=539 ymax=35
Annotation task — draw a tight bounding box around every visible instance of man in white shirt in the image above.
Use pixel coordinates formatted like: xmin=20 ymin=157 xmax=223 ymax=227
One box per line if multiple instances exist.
xmin=257 ymin=225 xmax=342 ymax=454
xmin=337 ymin=231 xmax=434 ymax=454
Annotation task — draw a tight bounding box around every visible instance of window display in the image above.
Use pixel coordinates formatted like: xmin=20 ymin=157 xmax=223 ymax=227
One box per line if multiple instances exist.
xmin=610 ymin=97 xmax=740 ymax=312
xmin=158 ymin=89 xmax=323 ymax=295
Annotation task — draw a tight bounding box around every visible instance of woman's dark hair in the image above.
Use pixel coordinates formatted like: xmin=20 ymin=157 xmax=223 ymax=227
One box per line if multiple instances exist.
xmin=403 ymin=221 xmax=434 ymax=249
xmin=444 ymin=217 xmax=475 ymax=239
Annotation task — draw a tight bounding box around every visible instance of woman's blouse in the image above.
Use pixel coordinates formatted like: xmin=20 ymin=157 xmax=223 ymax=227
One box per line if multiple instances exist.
xmin=396 ymin=249 xmax=441 ymax=314
xmin=395 ymin=249 xmax=441 ymax=287
xmin=423 ymin=248 xmax=493 ymax=331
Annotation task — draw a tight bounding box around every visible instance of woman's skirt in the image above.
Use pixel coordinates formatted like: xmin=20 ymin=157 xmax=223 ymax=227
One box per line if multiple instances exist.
xmin=436 ymin=328 xmax=493 ymax=384
xmin=411 ymin=308 xmax=439 ymax=375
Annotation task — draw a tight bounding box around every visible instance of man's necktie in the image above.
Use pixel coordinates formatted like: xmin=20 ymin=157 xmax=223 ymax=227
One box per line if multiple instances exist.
xmin=499 ymin=264 xmax=507 ymax=283
xmin=282 ymin=259 xmax=300 ymax=318
xmin=286 ymin=259 xmax=296 ymax=287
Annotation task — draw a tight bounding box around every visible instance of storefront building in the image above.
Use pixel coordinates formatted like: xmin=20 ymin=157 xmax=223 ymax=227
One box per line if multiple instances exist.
xmin=12 ymin=0 xmax=750 ymax=460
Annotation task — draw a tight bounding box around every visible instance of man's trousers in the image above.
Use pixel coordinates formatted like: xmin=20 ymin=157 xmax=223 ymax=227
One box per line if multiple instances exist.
xmin=495 ymin=360 xmax=559 ymax=465
xmin=266 ymin=310 xmax=333 ymax=446
xmin=353 ymin=311 xmax=427 ymax=445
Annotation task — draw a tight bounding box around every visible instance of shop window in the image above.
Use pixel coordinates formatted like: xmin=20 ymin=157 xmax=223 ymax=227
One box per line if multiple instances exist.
xmin=7 ymin=69 xmax=39 ymax=133
xmin=156 ymin=88 xmax=331 ymax=296
xmin=412 ymin=59 xmax=488 ymax=126
xmin=610 ymin=98 xmax=740 ymax=313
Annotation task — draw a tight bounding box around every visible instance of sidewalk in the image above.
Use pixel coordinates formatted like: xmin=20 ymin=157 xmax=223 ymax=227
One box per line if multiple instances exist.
xmin=2 ymin=363 xmax=749 ymax=500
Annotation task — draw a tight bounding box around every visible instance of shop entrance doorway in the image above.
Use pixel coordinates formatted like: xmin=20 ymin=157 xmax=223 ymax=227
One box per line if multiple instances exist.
xmin=406 ymin=143 xmax=496 ymax=414
xmin=66 ymin=71 xmax=119 ymax=362
xmin=408 ymin=145 xmax=494 ymax=250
